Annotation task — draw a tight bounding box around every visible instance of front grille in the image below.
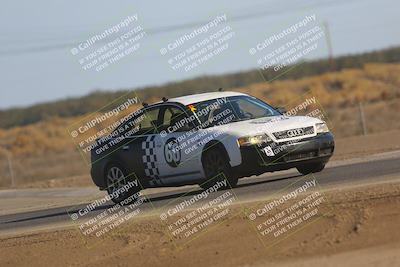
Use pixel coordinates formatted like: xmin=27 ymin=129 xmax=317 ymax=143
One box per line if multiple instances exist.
xmin=284 ymin=151 xmax=317 ymax=162
xmin=273 ymin=126 xmax=314 ymax=140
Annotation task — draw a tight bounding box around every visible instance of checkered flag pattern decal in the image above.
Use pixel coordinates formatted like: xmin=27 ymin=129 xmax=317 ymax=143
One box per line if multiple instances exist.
xmin=142 ymin=135 xmax=160 ymax=183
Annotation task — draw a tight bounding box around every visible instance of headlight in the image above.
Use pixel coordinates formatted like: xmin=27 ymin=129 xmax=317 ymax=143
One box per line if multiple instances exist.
xmin=315 ymin=122 xmax=329 ymax=134
xmin=237 ymin=134 xmax=271 ymax=147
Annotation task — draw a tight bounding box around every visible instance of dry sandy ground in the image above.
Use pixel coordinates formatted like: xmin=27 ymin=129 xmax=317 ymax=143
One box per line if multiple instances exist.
xmin=1 ymin=131 xmax=400 ymax=266
xmin=332 ymin=130 xmax=400 ymax=160
xmin=1 ymin=180 xmax=400 ymax=267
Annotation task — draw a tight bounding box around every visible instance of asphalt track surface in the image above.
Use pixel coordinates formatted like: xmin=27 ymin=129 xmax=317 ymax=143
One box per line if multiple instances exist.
xmin=0 ymin=155 xmax=399 ymax=235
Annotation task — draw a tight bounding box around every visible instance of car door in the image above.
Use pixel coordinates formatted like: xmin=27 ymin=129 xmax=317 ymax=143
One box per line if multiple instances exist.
xmin=111 ymin=106 xmax=164 ymax=187
xmin=153 ymin=104 xmax=203 ymax=185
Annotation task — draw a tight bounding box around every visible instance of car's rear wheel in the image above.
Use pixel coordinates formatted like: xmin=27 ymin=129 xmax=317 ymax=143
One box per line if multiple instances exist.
xmin=296 ymin=162 xmax=326 ymax=175
xmin=105 ymin=163 xmax=140 ymax=204
xmin=200 ymin=148 xmax=238 ymax=190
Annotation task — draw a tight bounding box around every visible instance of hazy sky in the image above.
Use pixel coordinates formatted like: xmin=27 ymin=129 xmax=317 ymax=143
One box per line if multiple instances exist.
xmin=0 ymin=0 xmax=399 ymax=109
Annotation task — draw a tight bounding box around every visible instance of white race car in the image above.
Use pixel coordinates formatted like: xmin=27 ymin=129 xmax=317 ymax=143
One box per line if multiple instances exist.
xmin=91 ymin=91 xmax=334 ymax=203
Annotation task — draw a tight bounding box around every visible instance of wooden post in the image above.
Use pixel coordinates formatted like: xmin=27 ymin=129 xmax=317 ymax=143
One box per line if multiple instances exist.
xmin=0 ymin=147 xmax=15 ymax=188
xmin=359 ymin=102 xmax=367 ymax=135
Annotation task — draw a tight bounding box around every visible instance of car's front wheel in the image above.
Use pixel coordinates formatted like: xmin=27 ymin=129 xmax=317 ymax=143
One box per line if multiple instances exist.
xmin=296 ymin=162 xmax=326 ymax=175
xmin=200 ymin=148 xmax=238 ymax=190
xmin=105 ymin=163 xmax=140 ymax=204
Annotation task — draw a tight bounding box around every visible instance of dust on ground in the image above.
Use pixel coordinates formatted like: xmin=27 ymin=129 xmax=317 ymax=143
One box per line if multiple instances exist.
xmin=1 ymin=180 xmax=400 ymax=267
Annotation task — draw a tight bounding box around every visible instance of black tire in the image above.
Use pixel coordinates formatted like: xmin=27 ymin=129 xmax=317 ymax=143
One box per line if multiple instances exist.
xmin=104 ymin=163 xmax=140 ymax=204
xmin=200 ymin=148 xmax=238 ymax=190
xmin=296 ymin=162 xmax=326 ymax=175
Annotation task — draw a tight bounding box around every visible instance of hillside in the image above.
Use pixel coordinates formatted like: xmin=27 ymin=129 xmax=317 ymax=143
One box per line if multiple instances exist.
xmin=1 ymin=46 xmax=400 ymax=129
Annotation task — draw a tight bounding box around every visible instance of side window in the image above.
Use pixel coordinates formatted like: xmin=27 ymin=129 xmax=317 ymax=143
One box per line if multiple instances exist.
xmin=207 ymin=102 xmax=237 ymax=127
xmin=119 ymin=111 xmax=146 ymax=137
xmin=236 ymin=98 xmax=275 ymax=118
xmin=160 ymin=106 xmax=194 ymax=132
xmin=194 ymin=99 xmax=239 ymax=128
xmin=162 ymin=107 xmax=175 ymax=127
xmin=138 ymin=107 xmax=161 ymax=134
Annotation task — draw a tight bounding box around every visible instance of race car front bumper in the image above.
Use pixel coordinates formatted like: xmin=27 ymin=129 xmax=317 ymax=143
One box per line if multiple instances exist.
xmin=233 ymin=132 xmax=335 ymax=178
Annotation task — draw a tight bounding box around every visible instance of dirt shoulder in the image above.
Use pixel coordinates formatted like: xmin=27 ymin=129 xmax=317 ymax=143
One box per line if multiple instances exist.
xmin=332 ymin=130 xmax=400 ymax=161
xmin=1 ymin=179 xmax=400 ymax=267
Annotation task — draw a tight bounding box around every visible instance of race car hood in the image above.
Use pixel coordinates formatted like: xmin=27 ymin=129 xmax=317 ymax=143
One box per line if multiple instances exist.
xmin=219 ymin=115 xmax=323 ymax=142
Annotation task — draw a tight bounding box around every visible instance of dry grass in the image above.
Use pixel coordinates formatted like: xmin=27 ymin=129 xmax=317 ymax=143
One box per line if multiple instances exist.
xmin=1 ymin=63 xmax=400 ymax=187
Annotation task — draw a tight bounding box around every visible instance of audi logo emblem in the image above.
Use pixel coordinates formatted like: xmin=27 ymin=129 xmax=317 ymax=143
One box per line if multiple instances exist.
xmin=287 ymin=129 xmax=304 ymax=137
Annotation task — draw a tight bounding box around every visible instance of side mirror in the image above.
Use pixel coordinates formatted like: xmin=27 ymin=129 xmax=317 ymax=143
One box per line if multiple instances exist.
xmin=275 ymin=107 xmax=287 ymax=114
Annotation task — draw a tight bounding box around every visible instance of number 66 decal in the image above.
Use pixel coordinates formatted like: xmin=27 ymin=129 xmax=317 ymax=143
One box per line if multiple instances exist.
xmin=164 ymin=137 xmax=181 ymax=167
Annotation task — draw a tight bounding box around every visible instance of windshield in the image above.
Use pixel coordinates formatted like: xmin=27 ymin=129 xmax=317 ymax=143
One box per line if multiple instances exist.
xmin=189 ymin=95 xmax=280 ymax=128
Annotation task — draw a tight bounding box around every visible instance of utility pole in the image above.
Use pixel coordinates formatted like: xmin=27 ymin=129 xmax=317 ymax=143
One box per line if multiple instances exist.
xmin=323 ymin=21 xmax=335 ymax=71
